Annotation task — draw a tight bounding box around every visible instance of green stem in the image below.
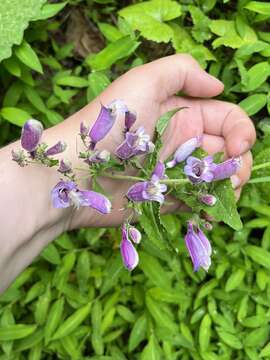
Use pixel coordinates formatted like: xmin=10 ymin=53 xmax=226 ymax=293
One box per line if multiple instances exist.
xmin=252 ymin=162 xmax=270 ymax=171
xmin=101 ymin=173 xmax=145 ymax=182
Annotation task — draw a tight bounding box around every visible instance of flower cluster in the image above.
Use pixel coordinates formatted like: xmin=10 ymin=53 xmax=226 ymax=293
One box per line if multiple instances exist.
xmin=12 ymin=101 xmax=242 ymax=274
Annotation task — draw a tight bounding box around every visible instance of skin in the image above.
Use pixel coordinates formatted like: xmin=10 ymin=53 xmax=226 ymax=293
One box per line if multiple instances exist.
xmin=0 ymin=54 xmax=256 ymax=292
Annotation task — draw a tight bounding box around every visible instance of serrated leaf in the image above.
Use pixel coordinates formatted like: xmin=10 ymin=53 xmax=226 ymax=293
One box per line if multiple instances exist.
xmin=0 ymin=0 xmax=46 ymax=62
xmin=119 ymin=0 xmax=182 ymax=43
xmin=156 ymin=108 xmax=180 ymax=136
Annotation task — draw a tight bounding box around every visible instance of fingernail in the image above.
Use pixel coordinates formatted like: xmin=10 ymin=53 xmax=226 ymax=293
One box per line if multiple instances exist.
xmin=239 ymin=140 xmax=249 ymax=154
xmin=231 ymin=175 xmax=241 ymax=189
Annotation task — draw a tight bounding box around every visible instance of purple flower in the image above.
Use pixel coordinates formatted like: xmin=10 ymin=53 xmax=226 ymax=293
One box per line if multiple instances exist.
xmin=185 ymin=222 xmax=212 ymax=272
xmin=86 ymin=150 xmax=110 ymax=164
xmin=166 ymin=137 xmax=201 ymax=168
xmin=127 ymin=180 xmax=167 ymax=204
xmin=184 ymin=156 xmax=215 ymax=184
xmin=116 ymin=127 xmax=154 ymax=160
xmin=120 ymin=225 xmax=139 ymax=271
xmin=45 ymin=141 xmax=67 ymax=156
xmin=151 ymin=161 xmax=166 ymax=182
xmin=51 ymin=181 xmax=111 ymax=214
xmin=128 ymin=226 xmax=142 ymax=244
xmin=58 ymin=159 xmax=72 ymax=174
xmin=89 ymin=100 xmax=128 ymax=149
xmin=212 ymin=157 xmax=241 ymax=181
xmin=199 ymin=194 xmax=217 ymax=206
xmin=125 ymin=110 xmax=136 ymax=131
xmin=21 ymin=119 xmax=43 ymax=152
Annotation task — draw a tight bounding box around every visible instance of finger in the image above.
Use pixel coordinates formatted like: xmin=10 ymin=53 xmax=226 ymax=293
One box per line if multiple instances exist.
xmin=235 ymin=188 xmax=242 ymax=201
xmin=163 ymin=96 xmax=256 ymax=157
xmin=201 ymin=134 xmax=225 ymax=155
xmin=231 ymin=151 xmax=253 ymax=190
xmin=115 ymin=54 xmax=224 ymax=102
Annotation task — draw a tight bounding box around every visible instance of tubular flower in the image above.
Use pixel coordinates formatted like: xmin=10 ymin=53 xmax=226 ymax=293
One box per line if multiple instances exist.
xmin=127 ymin=180 xmax=167 ymax=204
xmin=120 ymin=225 xmax=139 ymax=271
xmin=184 ymin=221 xmax=212 ymax=272
xmin=115 ymin=126 xmax=154 ymax=160
xmin=45 ymin=141 xmax=67 ymax=156
xmin=21 ymin=119 xmax=43 ymax=152
xmin=212 ymin=157 xmax=241 ymax=181
xmin=51 ymin=180 xmax=111 ymax=214
xmin=166 ymin=136 xmax=201 ymax=168
xmin=151 ymin=161 xmax=166 ymax=182
xmin=58 ymin=159 xmax=72 ymax=174
xmin=184 ymin=156 xmax=215 ymax=184
xmin=89 ymin=100 xmax=128 ymax=149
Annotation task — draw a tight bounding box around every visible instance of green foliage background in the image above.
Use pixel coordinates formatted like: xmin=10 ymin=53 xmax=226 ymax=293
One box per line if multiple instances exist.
xmin=1 ymin=0 xmax=270 ymax=359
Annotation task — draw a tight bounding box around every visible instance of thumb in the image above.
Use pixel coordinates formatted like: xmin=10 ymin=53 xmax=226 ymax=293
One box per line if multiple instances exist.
xmin=123 ymin=54 xmax=224 ymax=101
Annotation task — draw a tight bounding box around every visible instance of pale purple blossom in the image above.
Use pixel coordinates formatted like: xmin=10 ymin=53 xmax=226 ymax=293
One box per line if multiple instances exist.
xmin=21 ymin=119 xmax=43 ymax=152
xmin=166 ymin=137 xmax=201 ymax=168
xmin=45 ymin=141 xmax=67 ymax=156
xmin=151 ymin=161 xmax=166 ymax=182
xmin=127 ymin=180 xmax=167 ymax=204
xmin=116 ymin=127 xmax=154 ymax=160
xmin=184 ymin=156 xmax=215 ymax=184
xmin=120 ymin=225 xmax=139 ymax=271
xmin=89 ymin=100 xmax=128 ymax=149
xmin=199 ymin=194 xmax=217 ymax=206
xmin=212 ymin=157 xmax=241 ymax=181
xmin=51 ymin=180 xmax=111 ymax=214
xmin=128 ymin=226 xmax=142 ymax=244
xmin=185 ymin=222 xmax=212 ymax=272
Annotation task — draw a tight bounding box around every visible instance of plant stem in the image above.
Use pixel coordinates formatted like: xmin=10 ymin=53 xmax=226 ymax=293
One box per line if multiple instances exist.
xmin=101 ymin=172 xmax=189 ymax=185
xmin=252 ymin=162 xmax=270 ymax=171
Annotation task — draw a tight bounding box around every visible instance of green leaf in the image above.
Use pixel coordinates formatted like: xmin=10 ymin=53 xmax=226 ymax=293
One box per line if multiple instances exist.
xmin=98 ymin=23 xmax=123 ymax=42
xmin=0 ymin=0 xmax=46 ymax=62
xmin=146 ymin=295 xmax=177 ymax=332
xmin=40 ymin=243 xmax=61 ymax=265
xmin=55 ymin=76 xmax=89 ymax=88
xmin=88 ymin=72 xmax=111 ymax=98
xmin=52 ymin=303 xmax=91 ymax=340
xmin=199 ymin=314 xmax=212 ymax=352
xmin=216 ymin=329 xmax=242 ymax=349
xmin=245 ymin=245 xmax=270 ymax=269
xmin=119 ymin=0 xmax=182 ymax=43
xmin=210 ymin=20 xmax=244 ymax=49
xmin=245 ymin=1 xmax=270 ymax=15
xmin=0 ymin=325 xmax=37 ymax=341
xmin=156 ymin=108 xmax=180 ymax=136
xmin=239 ymin=93 xmax=267 ymax=116
xmin=139 ymin=252 xmax=171 ymax=290
xmin=225 ymin=269 xmax=245 ymax=292
xmin=15 ymin=41 xmax=43 ymax=74
xmin=32 ymin=2 xmax=67 ymax=21
xmin=128 ymin=315 xmax=147 ymax=352
xmin=141 ymin=334 xmax=160 ymax=360
xmin=0 ymin=107 xmax=30 ymax=127
xmin=86 ymin=36 xmax=140 ymax=71
xmin=244 ymin=61 xmax=270 ymax=91
xmin=139 ymin=203 xmax=166 ymax=249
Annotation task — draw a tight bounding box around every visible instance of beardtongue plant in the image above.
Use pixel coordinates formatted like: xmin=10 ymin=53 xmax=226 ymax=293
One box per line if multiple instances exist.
xmin=12 ymin=101 xmax=247 ymax=273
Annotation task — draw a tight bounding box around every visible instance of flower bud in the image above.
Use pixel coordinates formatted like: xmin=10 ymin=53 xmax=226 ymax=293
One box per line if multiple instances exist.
xmin=120 ymin=225 xmax=139 ymax=271
xmin=166 ymin=137 xmax=201 ymax=168
xmin=58 ymin=159 xmax=72 ymax=174
xmin=129 ymin=226 xmax=142 ymax=244
xmin=11 ymin=149 xmax=27 ymax=167
xmin=199 ymin=194 xmax=217 ymax=206
xmin=21 ymin=119 xmax=43 ymax=152
xmin=80 ymin=122 xmax=89 ymax=138
xmin=212 ymin=157 xmax=242 ymax=181
xmin=125 ymin=110 xmax=136 ymax=131
xmin=45 ymin=141 xmax=67 ymax=156
xmin=89 ymin=105 xmax=116 ymax=149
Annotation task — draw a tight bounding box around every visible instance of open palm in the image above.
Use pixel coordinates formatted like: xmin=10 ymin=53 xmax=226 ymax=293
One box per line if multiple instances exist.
xmin=67 ymin=54 xmax=256 ymax=229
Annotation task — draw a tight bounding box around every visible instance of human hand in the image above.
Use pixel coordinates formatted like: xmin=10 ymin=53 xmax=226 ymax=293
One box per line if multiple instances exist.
xmin=56 ymin=54 xmax=255 ymax=229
